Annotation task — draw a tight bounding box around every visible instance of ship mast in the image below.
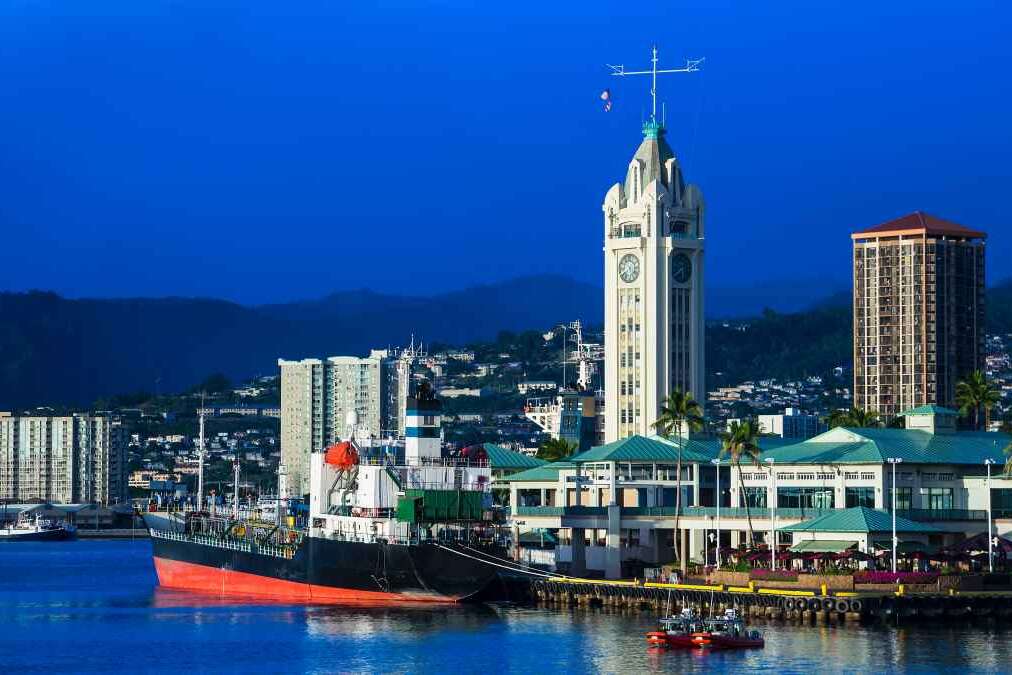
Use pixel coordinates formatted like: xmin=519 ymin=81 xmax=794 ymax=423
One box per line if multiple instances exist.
xmin=197 ymin=393 xmax=206 ymax=511
xmin=232 ymin=455 xmax=241 ymax=520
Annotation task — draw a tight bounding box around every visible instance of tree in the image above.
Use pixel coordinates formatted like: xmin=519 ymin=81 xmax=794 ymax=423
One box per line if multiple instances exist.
xmin=538 ymin=438 xmax=576 ymax=463
xmin=652 ymin=390 xmax=705 ymax=574
xmin=719 ymin=418 xmax=763 ymax=547
xmin=956 ymin=370 xmax=1001 ymax=431
xmin=823 ymin=407 xmax=880 ymax=429
xmin=193 ymin=373 xmax=231 ymax=395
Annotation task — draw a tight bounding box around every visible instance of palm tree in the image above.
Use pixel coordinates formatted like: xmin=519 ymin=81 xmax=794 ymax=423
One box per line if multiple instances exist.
xmin=1003 ymin=439 xmax=1012 ymax=478
xmin=956 ymin=370 xmax=1001 ymax=431
xmin=538 ymin=438 xmax=576 ymax=463
xmin=652 ymin=390 xmax=705 ymax=573
xmin=719 ymin=418 xmax=763 ymax=547
xmin=823 ymin=407 xmax=880 ymax=429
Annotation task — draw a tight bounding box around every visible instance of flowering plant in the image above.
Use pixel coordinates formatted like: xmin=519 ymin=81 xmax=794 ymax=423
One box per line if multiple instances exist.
xmin=854 ymin=571 xmax=938 ymax=584
xmin=749 ymin=569 xmax=799 ymax=581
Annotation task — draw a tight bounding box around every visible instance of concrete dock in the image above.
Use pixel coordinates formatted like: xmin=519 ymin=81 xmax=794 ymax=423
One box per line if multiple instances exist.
xmin=530 ymin=577 xmax=1012 ymax=624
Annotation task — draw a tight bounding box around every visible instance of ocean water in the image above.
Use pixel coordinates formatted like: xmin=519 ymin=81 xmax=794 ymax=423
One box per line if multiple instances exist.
xmin=1 ymin=540 xmax=1011 ymax=673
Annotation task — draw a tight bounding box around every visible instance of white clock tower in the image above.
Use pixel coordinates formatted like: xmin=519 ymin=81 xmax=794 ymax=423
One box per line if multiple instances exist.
xmin=603 ymin=119 xmax=705 ymax=441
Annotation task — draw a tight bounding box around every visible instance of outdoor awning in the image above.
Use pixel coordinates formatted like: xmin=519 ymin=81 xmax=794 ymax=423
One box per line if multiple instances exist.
xmin=789 ymin=539 xmax=859 ymax=553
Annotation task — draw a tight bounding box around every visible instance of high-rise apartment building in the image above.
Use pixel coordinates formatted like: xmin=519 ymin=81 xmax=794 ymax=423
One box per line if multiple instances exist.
xmin=279 ymin=350 xmax=402 ymax=495
xmin=0 ymin=413 xmax=128 ymax=504
xmin=852 ymin=212 xmax=986 ymax=417
xmin=602 ymin=120 xmax=705 ymax=441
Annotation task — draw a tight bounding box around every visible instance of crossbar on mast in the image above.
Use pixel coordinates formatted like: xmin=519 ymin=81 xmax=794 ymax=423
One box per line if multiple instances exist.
xmin=607 ymin=46 xmax=704 ymax=123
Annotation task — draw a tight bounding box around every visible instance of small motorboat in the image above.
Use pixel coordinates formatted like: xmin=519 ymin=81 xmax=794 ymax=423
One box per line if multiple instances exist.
xmin=646 ymin=608 xmax=705 ymax=648
xmin=689 ymin=608 xmax=764 ymax=649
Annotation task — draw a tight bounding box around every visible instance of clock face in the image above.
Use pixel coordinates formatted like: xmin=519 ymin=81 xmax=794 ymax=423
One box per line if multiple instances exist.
xmin=672 ymin=252 xmax=692 ymax=283
xmin=618 ymin=254 xmax=640 ymax=283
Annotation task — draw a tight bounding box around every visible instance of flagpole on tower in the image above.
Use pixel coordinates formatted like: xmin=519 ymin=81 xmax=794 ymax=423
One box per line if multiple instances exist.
xmin=607 ymin=46 xmax=704 ymax=124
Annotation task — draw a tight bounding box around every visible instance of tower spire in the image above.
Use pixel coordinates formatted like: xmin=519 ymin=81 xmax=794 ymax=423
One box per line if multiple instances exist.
xmin=607 ymin=46 xmax=704 ymax=126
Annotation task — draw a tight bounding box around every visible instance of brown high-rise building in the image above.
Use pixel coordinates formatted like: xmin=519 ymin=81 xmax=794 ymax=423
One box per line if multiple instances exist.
xmin=852 ymin=212 xmax=986 ymax=418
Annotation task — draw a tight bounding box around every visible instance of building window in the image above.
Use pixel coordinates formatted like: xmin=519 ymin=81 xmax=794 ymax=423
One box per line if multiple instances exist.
xmin=845 ymin=487 xmax=875 ymax=508
xmin=890 ymin=486 xmax=913 ymax=511
xmin=925 ymin=487 xmax=953 ymax=510
xmin=740 ymin=487 xmax=767 ymax=509
xmin=777 ymin=487 xmax=835 ymax=510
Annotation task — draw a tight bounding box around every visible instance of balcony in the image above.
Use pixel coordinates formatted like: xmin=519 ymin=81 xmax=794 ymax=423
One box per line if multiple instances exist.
xmin=896 ymin=509 xmax=986 ymax=522
xmin=514 ymin=506 xmax=608 ymax=517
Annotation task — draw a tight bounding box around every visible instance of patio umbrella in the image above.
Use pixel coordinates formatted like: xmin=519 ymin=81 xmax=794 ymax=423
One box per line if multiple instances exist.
xmin=847 ymin=550 xmax=874 ymax=562
xmin=776 ymin=552 xmax=793 ymax=561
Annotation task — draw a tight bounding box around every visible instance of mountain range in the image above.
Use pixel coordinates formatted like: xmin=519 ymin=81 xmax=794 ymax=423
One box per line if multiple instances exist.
xmin=3 ymin=276 xmax=1011 ymax=410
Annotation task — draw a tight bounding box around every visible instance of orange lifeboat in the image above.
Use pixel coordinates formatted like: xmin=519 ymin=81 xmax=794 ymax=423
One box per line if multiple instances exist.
xmin=324 ymin=441 xmax=360 ymax=470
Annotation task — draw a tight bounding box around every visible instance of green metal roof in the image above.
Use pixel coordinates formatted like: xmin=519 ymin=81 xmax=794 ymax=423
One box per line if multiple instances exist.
xmin=901 ymin=404 xmax=959 ymax=416
xmin=789 ymin=539 xmax=859 ymax=553
xmin=518 ymin=529 xmax=558 ymax=546
xmin=781 ymin=506 xmax=940 ymax=534
xmin=504 ymin=461 xmax=574 ymax=483
xmin=760 ymin=426 xmax=1011 ymax=466
xmin=483 ymin=443 xmax=547 ymax=470
xmin=567 ymin=434 xmax=790 ymax=464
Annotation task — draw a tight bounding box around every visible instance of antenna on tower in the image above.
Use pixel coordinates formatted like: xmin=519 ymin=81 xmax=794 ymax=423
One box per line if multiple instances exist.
xmin=607 ymin=46 xmax=704 ymax=124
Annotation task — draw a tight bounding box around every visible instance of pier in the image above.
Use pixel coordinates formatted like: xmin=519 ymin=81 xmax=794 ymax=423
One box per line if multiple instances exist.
xmin=528 ymin=577 xmax=1012 ymax=624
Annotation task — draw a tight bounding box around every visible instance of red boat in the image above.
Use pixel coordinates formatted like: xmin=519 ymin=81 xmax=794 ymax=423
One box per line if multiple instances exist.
xmin=689 ymin=609 xmax=764 ymax=649
xmin=646 ymin=608 xmax=703 ymax=648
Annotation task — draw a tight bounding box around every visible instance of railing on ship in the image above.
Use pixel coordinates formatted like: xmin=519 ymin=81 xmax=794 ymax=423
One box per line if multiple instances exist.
xmin=151 ymin=528 xmax=299 ymax=560
xmin=357 ymin=456 xmax=491 ymax=468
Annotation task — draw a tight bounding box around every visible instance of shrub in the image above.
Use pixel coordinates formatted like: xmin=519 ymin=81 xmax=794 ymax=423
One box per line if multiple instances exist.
xmin=750 ymin=569 xmax=799 ymax=581
xmin=854 ymin=571 xmax=939 ymax=584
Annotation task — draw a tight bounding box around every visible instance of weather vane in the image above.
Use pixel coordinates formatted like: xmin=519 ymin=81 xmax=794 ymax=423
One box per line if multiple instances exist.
xmin=607 ymin=46 xmax=704 ymax=124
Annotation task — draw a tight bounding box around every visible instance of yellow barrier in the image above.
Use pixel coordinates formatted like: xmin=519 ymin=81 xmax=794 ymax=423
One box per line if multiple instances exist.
xmin=643 ymin=582 xmax=725 ymax=592
xmin=758 ymin=588 xmax=815 ymax=597
xmin=728 ymin=586 xmax=754 ymax=593
xmin=834 ymin=592 xmax=859 ymax=598
xmin=546 ymin=577 xmax=640 ymax=586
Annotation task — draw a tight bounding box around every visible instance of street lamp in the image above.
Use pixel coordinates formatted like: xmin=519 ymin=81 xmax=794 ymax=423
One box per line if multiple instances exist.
xmin=887 ymin=457 xmax=903 ymax=574
xmin=985 ymin=458 xmax=996 ymax=573
xmin=765 ymin=457 xmax=776 ymax=570
xmin=711 ymin=458 xmax=722 ymax=568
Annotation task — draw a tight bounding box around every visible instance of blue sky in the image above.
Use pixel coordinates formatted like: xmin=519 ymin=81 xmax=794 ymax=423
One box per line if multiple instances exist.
xmin=1 ymin=1 xmax=1009 ymax=303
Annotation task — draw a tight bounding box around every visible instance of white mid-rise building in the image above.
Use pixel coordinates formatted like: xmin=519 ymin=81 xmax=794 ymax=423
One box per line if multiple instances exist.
xmin=0 ymin=413 xmax=128 ymax=504
xmin=279 ymin=350 xmax=403 ymax=496
xmin=602 ymin=120 xmax=705 ymax=442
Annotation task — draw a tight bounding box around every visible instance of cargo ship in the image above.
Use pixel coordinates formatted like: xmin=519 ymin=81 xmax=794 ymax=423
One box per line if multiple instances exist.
xmin=145 ymin=390 xmax=510 ymax=602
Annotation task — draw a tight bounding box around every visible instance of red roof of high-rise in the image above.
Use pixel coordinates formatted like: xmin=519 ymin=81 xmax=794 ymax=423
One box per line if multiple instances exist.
xmin=851 ymin=211 xmax=986 ymax=239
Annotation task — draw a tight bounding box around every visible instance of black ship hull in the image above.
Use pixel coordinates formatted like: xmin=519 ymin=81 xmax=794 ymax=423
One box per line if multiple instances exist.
xmin=148 ymin=524 xmax=504 ymax=603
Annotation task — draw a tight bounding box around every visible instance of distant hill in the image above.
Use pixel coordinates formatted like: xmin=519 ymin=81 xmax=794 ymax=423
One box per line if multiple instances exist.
xmin=0 ymin=276 xmax=601 ymax=410
xmin=4 ymin=276 xmax=1011 ymax=410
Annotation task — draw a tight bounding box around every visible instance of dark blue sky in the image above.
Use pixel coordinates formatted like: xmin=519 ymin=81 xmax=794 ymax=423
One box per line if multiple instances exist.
xmin=2 ymin=1 xmax=1009 ymax=304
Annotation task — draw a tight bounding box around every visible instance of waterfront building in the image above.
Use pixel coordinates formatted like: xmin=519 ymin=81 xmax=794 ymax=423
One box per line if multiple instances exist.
xmin=0 ymin=414 xmax=127 ymax=505
xmin=524 ymin=389 xmax=603 ymax=453
xmin=507 ymin=406 xmax=1012 ymax=579
xmin=852 ymin=211 xmax=986 ymax=418
xmin=602 ymin=120 xmax=705 ymax=442
xmin=279 ymin=350 xmax=401 ymax=495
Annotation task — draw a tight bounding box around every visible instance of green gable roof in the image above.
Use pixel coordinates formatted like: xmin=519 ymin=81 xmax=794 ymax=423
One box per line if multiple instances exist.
xmin=901 ymin=404 xmax=959 ymax=416
xmin=761 ymin=427 xmax=1011 ymax=466
xmin=504 ymin=461 xmax=573 ymax=482
xmin=483 ymin=444 xmax=547 ymax=470
xmin=781 ymin=506 xmax=939 ymax=534
xmin=567 ymin=434 xmax=791 ymax=464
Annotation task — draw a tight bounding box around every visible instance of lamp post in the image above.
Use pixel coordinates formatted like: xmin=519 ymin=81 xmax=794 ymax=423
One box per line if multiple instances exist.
xmin=711 ymin=458 xmax=722 ymax=568
xmin=765 ymin=457 xmax=776 ymax=570
xmin=985 ymin=458 xmax=995 ymax=573
xmin=887 ymin=457 xmax=902 ymax=574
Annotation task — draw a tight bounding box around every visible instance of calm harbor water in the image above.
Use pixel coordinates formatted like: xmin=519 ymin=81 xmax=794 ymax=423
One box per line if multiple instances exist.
xmin=1 ymin=540 xmax=1010 ymax=673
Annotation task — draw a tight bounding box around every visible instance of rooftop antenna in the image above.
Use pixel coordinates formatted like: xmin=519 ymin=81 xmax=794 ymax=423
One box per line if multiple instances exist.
xmin=607 ymin=46 xmax=704 ymax=124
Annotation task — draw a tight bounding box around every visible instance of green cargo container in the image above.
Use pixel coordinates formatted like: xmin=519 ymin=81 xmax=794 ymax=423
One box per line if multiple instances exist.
xmin=397 ymin=489 xmax=485 ymax=523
